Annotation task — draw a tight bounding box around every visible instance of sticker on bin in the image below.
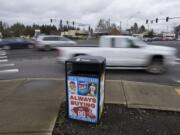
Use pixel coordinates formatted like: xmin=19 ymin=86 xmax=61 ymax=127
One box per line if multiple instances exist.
xmin=67 ymin=76 xmax=99 ymax=123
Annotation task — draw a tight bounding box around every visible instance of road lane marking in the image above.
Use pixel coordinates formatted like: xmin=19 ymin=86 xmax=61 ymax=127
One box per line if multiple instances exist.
xmin=0 ymin=56 xmax=7 ymax=59
xmin=0 ymin=69 xmax=19 ymax=74
xmin=0 ymin=50 xmax=6 ymax=52
xmin=0 ymin=53 xmax=7 ymax=56
xmin=0 ymin=59 xmax=8 ymax=62
xmin=0 ymin=63 xmax=15 ymax=67
xmin=175 ymin=88 xmax=180 ymax=95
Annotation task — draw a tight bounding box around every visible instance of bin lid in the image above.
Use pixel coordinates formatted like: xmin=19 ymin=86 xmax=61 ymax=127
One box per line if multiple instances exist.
xmin=66 ymin=55 xmax=106 ymax=64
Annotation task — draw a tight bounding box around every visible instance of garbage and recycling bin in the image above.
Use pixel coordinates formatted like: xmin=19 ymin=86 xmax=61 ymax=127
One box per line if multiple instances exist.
xmin=65 ymin=55 xmax=106 ymax=123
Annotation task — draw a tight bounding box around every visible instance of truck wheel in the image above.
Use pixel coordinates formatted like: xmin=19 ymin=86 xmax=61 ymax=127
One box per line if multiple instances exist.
xmin=146 ymin=59 xmax=165 ymax=74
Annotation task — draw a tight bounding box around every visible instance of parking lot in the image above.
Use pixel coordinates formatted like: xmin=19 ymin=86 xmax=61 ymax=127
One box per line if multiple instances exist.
xmin=0 ymin=40 xmax=180 ymax=87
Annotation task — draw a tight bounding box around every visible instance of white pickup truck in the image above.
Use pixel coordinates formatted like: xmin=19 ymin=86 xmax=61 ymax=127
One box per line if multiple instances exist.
xmin=56 ymin=36 xmax=177 ymax=74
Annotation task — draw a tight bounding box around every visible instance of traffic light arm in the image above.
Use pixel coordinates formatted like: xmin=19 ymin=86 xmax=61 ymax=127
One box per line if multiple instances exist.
xmin=145 ymin=16 xmax=180 ymax=24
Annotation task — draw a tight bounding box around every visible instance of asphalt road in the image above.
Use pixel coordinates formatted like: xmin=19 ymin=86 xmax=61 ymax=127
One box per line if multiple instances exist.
xmin=0 ymin=41 xmax=180 ymax=87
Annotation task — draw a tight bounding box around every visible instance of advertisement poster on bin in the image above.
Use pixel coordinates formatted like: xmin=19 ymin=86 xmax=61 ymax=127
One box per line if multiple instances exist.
xmin=67 ymin=76 xmax=99 ymax=123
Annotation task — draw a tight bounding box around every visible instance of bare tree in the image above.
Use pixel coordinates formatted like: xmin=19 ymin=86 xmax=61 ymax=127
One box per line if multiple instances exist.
xmin=95 ymin=19 xmax=111 ymax=34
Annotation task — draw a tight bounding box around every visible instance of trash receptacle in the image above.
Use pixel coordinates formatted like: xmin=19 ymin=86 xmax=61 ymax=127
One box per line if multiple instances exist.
xmin=65 ymin=55 xmax=106 ymax=123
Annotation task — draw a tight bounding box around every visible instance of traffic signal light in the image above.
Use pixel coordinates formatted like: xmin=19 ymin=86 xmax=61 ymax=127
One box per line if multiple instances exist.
xmin=50 ymin=19 xmax=52 ymax=23
xmin=60 ymin=20 xmax=62 ymax=25
xmin=66 ymin=20 xmax=69 ymax=25
xmin=156 ymin=18 xmax=158 ymax=23
xmin=72 ymin=21 xmax=75 ymax=26
xmin=146 ymin=19 xmax=148 ymax=24
xmin=166 ymin=17 xmax=169 ymax=22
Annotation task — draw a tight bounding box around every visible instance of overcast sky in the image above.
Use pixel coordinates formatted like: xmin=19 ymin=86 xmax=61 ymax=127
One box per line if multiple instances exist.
xmin=0 ymin=0 xmax=180 ymax=32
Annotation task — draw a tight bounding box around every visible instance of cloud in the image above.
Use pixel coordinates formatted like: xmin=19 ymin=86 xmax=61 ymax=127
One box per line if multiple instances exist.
xmin=0 ymin=0 xmax=180 ymax=32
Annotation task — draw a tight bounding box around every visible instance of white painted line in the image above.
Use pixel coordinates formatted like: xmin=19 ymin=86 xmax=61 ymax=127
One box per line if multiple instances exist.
xmin=0 ymin=50 xmax=6 ymax=53
xmin=0 ymin=50 xmax=6 ymax=52
xmin=0 ymin=59 xmax=8 ymax=62
xmin=0 ymin=63 xmax=15 ymax=67
xmin=0 ymin=53 xmax=7 ymax=56
xmin=0 ymin=56 xmax=7 ymax=59
xmin=0 ymin=69 xmax=19 ymax=74
xmin=176 ymin=80 xmax=180 ymax=83
xmin=176 ymin=58 xmax=180 ymax=61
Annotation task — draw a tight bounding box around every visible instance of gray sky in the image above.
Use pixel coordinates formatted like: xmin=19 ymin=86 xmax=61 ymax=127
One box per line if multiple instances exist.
xmin=0 ymin=0 xmax=180 ymax=32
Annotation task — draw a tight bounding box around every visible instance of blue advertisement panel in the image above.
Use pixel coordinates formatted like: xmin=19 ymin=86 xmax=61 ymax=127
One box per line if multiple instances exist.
xmin=67 ymin=76 xmax=99 ymax=123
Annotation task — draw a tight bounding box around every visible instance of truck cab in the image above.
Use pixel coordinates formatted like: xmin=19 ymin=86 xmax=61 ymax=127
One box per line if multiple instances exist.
xmin=99 ymin=36 xmax=150 ymax=67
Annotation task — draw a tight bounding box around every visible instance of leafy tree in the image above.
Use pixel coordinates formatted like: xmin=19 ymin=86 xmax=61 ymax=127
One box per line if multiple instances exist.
xmin=0 ymin=21 xmax=3 ymax=32
xmin=25 ymin=25 xmax=34 ymax=36
xmin=133 ymin=23 xmax=138 ymax=33
xmin=147 ymin=29 xmax=154 ymax=38
xmin=10 ymin=23 xmax=26 ymax=37
xmin=174 ymin=25 xmax=180 ymax=35
xmin=95 ymin=19 xmax=111 ymax=33
xmin=130 ymin=23 xmax=138 ymax=34
xmin=139 ymin=25 xmax=146 ymax=33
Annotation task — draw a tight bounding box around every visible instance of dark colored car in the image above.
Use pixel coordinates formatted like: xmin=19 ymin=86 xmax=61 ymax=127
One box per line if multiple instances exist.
xmin=0 ymin=38 xmax=34 ymax=50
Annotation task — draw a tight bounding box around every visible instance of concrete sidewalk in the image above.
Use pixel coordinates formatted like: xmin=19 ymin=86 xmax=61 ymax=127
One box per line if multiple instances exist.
xmin=105 ymin=80 xmax=180 ymax=111
xmin=0 ymin=78 xmax=180 ymax=135
xmin=0 ymin=79 xmax=65 ymax=135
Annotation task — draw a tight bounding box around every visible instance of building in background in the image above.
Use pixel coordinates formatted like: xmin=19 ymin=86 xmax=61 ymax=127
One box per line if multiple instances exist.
xmin=162 ymin=32 xmax=176 ymax=41
xmin=32 ymin=29 xmax=41 ymax=40
xmin=61 ymin=30 xmax=89 ymax=40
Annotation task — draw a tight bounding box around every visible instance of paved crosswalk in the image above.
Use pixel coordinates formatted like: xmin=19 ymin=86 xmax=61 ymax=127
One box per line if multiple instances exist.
xmin=0 ymin=50 xmax=19 ymax=74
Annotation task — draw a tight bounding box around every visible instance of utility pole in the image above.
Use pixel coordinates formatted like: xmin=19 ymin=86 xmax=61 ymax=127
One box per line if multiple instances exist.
xmin=59 ymin=20 xmax=62 ymax=35
xmin=120 ymin=21 xmax=122 ymax=31
xmin=126 ymin=20 xmax=129 ymax=29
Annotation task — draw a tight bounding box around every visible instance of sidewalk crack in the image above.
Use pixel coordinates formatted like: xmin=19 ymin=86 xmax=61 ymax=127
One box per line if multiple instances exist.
xmin=121 ymin=80 xmax=128 ymax=106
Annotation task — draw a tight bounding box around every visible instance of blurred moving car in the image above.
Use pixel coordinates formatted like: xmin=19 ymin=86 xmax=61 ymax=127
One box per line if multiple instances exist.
xmin=56 ymin=36 xmax=177 ymax=74
xmin=163 ymin=37 xmax=175 ymax=41
xmin=35 ymin=35 xmax=77 ymax=51
xmin=0 ymin=38 xmax=34 ymax=50
xmin=142 ymin=37 xmax=152 ymax=42
xmin=152 ymin=37 xmax=163 ymax=41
